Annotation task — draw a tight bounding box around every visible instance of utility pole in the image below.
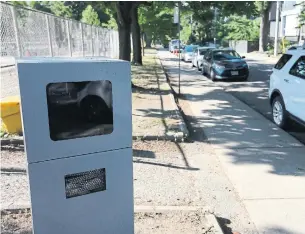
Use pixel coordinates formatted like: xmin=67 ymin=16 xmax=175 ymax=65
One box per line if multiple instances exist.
xmin=213 ymin=7 xmax=218 ymax=46
xmin=174 ymin=2 xmax=181 ymax=95
xmin=178 ymin=2 xmax=181 ymax=96
xmin=274 ymin=1 xmax=280 ymax=56
xmin=190 ymin=15 xmax=193 ymax=37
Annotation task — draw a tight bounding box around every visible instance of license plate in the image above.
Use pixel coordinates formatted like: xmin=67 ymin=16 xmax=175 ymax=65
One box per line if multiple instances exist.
xmin=231 ymin=71 xmax=239 ymax=76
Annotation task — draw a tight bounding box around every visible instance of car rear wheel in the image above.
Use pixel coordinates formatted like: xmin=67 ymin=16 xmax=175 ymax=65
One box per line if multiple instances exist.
xmin=197 ymin=63 xmax=201 ymax=71
xmin=201 ymin=66 xmax=205 ymax=75
xmin=272 ymin=96 xmax=288 ymax=129
xmin=210 ymin=68 xmax=216 ymax=81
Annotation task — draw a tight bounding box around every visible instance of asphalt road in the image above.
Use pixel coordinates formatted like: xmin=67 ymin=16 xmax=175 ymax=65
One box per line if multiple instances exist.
xmin=159 ymin=50 xmax=305 ymax=145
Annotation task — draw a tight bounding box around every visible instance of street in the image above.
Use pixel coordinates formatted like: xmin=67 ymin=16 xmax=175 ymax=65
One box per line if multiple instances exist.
xmin=162 ymin=50 xmax=305 ymax=145
xmin=218 ymin=54 xmax=305 ymax=145
xmin=158 ymin=49 xmax=305 ymax=234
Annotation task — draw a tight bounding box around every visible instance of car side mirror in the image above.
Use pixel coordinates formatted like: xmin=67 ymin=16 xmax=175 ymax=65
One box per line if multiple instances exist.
xmin=242 ymin=56 xmax=246 ymax=59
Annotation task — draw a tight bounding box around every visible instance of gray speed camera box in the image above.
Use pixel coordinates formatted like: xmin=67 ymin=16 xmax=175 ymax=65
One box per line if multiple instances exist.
xmin=17 ymin=57 xmax=134 ymax=234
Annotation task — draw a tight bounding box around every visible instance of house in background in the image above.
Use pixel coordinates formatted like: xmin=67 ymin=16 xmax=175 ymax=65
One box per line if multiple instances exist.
xmin=269 ymin=1 xmax=304 ymax=45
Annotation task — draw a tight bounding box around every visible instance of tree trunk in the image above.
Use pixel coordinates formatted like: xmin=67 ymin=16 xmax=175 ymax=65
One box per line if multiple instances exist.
xmin=115 ymin=2 xmax=133 ymax=61
xmin=259 ymin=3 xmax=271 ymax=52
xmin=145 ymin=37 xmax=152 ymax=48
xmin=118 ymin=23 xmax=131 ymax=61
xmin=141 ymin=32 xmax=145 ymax=57
xmin=259 ymin=16 xmax=264 ymax=52
xmin=131 ymin=6 xmax=142 ymax=65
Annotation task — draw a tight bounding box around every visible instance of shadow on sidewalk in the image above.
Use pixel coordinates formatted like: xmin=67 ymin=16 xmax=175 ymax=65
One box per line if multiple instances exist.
xmin=160 ymin=52 xmax=305 ymax=178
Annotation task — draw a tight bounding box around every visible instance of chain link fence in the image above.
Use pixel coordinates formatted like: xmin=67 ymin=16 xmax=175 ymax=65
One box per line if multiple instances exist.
xmin=0 ymin=2 xmax=119 ymax=61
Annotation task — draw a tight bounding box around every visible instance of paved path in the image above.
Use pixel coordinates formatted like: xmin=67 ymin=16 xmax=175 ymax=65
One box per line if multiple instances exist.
xmin=159 ymin=50 xmax=305 ymax=234
xmin=217 ymin=53 xmax=305 ymax=145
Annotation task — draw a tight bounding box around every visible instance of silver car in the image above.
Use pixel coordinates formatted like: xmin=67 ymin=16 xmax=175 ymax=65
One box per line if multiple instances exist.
xmin=181 ymin=45 xmax=198 ymax=62
xmin=192 ymin=46 xmax=215 ymax=71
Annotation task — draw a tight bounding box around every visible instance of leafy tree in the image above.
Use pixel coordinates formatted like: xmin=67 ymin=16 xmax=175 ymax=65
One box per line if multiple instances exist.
xmin=102 ymin=8 xmax=117 ymax=29
xmin=131 ymin=5 xmax=142 ymax=65
xmin=255 ymin=1 xmax=272 ymax=52
xmin=187 ymin=1 xmax=258 ymax=43
xmin=29 ymin=1 xmax=52 ymax=13
xmin=81 ymin=5 xmax=101 ymax=26
xmin=49 ymin=1 xmax=72 ymax=18
xmin=224 ymin=15 xmax=260 ymax=41
xmin=11 ymin=1 xmax=28 ymax=7
xmin=298 ymin=2 xmax=305 ymax=26
xmin=139 ymin=2 xmax=176 ymax=47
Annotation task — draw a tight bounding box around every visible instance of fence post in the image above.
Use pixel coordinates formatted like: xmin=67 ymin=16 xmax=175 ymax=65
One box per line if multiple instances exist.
xmin=66 ymin=20 xmax=72 ymax=57
xmin=45 ymin=15 xmax=53 ymax=57
xmin=11 ymin=5 xmax=22 ymax=57
xmin=80 ymin=23 xmax=84 ymax=56
xmin=91 ymin=25 xmax=94 ymax=56
xmin=96 ymin=28 xmax=100 ymax=56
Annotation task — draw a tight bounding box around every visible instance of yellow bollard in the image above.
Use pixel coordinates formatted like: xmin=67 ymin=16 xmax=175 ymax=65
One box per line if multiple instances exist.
xmin=0 ymin=96 xmax=22 ymax=134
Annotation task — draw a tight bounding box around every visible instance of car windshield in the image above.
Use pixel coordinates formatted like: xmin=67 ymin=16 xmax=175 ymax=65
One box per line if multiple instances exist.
xmin=213 ymin=51 xmax=241 ymax=60
xmin=171 ymin=40 xmax=180 ymax=45
xmin=199 ymin=49 xmax=208 ymax=55
xmin=185 ymin=46 xmax=194 ymax=52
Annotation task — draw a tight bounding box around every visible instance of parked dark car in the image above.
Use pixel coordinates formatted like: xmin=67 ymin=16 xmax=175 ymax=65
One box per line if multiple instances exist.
xmin=201 ymin=49 xmax=249 ymax=81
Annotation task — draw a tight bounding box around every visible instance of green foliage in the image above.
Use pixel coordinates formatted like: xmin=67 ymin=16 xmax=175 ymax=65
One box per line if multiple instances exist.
xmin=224 ymin=15 xmax=260 ymax=41
xmin=10 ymin=1 xmax=28 ymax=7
xmin=29 ymin=1 xmax=52 ymax=13
xmin=49 ymin=1 xmax=72 ymax=18
xmin=255 ymin=1 xmax=271 ymax=13
xmin=299 ymin=3 xmax=305 ymax=26
xmin=183 ymin=2 xmax=259 ymax=43
xmin=81 ymin=5 xmax=101 ymax=26
xmin=102 ymin=8 xmax=117 ymax=29
xmin=138 ymin=2 xmax=177 ymax=45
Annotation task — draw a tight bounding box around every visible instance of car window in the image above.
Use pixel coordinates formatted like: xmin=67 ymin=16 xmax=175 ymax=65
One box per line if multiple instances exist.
xmin=185 ymin=46 xmax=193 ymax=52
xmin=289 ymin=56 xmax=305 ymax=79
xmin=205 ymin=51 xmax=212 ymax=59
xmin=213 ymin=51 xmax=241 ymax=60
xmin=199 ymin=49 xmax=208 ymax=55
xmin=274 ymin=54 xmax=292 ymax=70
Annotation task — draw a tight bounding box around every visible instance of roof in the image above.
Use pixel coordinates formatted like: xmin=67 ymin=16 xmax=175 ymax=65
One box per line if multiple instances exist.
xmin=185 ymin=45 xmax=198 ymax=48
xmin=197 ymin=46 xmax=215 ymax=50
xmin=285 ymin=48 xmax=305 ymax=56
xmin=211 ymin=48 xmax=235 ymax=52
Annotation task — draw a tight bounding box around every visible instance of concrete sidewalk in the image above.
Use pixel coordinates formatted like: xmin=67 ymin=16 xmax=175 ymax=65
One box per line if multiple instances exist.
xmin=159 ymin=50 xmax=305 ymax=234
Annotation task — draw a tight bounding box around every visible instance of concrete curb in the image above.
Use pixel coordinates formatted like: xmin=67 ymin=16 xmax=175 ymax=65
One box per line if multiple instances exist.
xmin=206 ymin=213 xmax=225 ymax=234
xmin=0 ymin=64 xmax=15 ymax=69
xmin=1 ymin=133 xmax=187 ymax=146
xmin=1 ymin=137 xmax=24 ymax=146
xmin=1 ymin=205 xmax=224 ymax=233
xmin=132 ymin=132 xmax=185 ymax=142
xmin=134 ymin=205 xmax=224 ymax=233
xmin=1 ymin=205 xmax=31 ymax=215
xmin=155 ymin=55 xmax=189 ymax=140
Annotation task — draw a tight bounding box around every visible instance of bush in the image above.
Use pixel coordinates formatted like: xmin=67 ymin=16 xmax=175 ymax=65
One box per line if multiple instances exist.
xmin=280 ymin=38 xmax=291 ymax=53
xmin=224 ymin=15 xmax=260 ymax=41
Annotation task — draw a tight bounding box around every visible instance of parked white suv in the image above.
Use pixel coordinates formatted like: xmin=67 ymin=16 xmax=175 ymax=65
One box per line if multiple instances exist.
xmin=269 ymin=50 xmax=305 ymax=128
